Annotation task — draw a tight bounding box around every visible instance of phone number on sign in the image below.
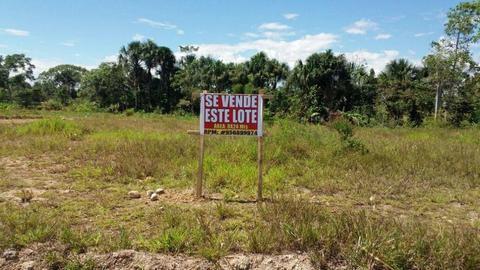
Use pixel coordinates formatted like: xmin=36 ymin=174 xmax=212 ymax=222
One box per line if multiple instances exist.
xmin=204 ymin=129 xmax=258 ymax=136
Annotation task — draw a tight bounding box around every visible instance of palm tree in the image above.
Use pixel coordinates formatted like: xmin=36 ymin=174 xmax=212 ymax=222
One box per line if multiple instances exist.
xmin=378 ymin=59 xmax=426 ymax=124
xmin=119 ymin=41 xmax=144 ymax=109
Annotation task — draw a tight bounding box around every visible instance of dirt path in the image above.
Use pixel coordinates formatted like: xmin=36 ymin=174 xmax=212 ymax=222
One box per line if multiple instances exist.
xmin=0 ymin=116 xmax=42 ymax=125
xmin=0 ymin=155 xmax=69 ymax=203
xmin=0 ymin=247 xmax=320 ymax=270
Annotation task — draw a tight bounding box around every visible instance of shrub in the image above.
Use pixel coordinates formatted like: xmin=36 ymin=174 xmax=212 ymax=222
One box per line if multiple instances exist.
xmin=66 ymin=100 xmax=101 ymax=113
xmin=18 ymin=189 xmax=34 ymax=203
xmin=41 ymin=99 xmax=64 ymax=111
xmin=124 ymin=108 xmax=135 ymax=116
xmin=331 ymin=118 xmax=368 ymax=154
xmin=343 ymin=112 xmax=370 ymax=126
xmin=332 ymin=118 xmax=353 ymax=140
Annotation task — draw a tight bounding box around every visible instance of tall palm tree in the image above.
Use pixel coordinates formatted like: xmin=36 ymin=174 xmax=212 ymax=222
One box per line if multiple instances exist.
xmin=119 ymin=41 xmax=144 ymax=109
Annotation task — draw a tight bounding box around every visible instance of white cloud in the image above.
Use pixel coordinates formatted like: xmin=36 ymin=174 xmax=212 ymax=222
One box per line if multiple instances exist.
xmin=31 ymin=58 xmax=62 ymax=76
xmin=375 ymin=34 xmax=392 ymax=40
xmin=259 ymin=22 xmax=290 ymax=31
xmin=254 ymin=22 xmax=295 ymax=40
xmin=103 ymin=54 xmax=118 ymax=62
xmin=244 ymin=32 xmax=260 ymax=39
xmin=3 ymin=28 xmax=29 ymax=37
xmin=137 ymin=18 xmax=176 ymax=29
xmin=132 ymin=33 xmax=146 ymax=41
xmin=345 ymin=19 xmax=378 ymax=35
xmin=60 ymin=42 xmax=75 ymax=47
xmin=0 ymin=44 xmax=7 ymax=48
xmin=283 ymin=13 xmax=299 ymax=20
xmin=261 ymin=30 xmax=296 ymax=40
xmin=177 ymin=33 xmax=338 ymax=66
xmin=414 ymin=31 xmax=434 ymax=37
xmin=137 ymin=17 xmax=184 ymax=35
xmin=344 ymin=50 xmax=399 ymax=73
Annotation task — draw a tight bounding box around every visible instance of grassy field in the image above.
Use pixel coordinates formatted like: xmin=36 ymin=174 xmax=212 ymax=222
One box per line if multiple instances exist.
xmin=0 ymin=109 xmax=479 ymax=269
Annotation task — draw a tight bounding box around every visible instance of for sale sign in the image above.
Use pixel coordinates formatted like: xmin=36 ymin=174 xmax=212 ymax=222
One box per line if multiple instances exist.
xmin=200 ymin=93 xmax=263 ymax=136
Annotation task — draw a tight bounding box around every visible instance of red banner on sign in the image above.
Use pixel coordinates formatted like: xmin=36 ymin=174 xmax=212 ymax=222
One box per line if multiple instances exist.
xmin=200 ymin=93 xmax=263 ymax=136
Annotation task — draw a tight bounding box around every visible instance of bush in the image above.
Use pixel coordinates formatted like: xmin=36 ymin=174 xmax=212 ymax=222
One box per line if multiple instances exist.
xmin=332 ymin=118 xmax=353 ymax=140
xmin=343 ymin=112 xmax=370 ymax=126
xmin=331 ymin=118 xmax=368 ymax=154
xmin=0 ymin=102 xmax=21 ymax=112
xmin=0 ymin=88 xmax=10 ymax=103
xmin=124 ymin=108 xmax=135 ymax=116
xmin=41 ymin=99 xmax=64 ymax=111
xmin=66 ymin=100 xmax=101 ymax=113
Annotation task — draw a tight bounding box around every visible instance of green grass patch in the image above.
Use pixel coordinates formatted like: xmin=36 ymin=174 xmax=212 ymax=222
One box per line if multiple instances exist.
xmin=16 ymin=118 xmax=88 ymax=139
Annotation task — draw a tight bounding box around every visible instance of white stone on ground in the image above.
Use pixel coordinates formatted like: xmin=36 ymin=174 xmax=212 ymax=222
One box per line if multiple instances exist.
xmin=128 ymin=191 xmax=141 ymax=199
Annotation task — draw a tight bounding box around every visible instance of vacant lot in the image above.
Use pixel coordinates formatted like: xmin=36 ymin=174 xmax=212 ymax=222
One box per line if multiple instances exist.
xmin=0 ymin=110 xmax=479 ymax=269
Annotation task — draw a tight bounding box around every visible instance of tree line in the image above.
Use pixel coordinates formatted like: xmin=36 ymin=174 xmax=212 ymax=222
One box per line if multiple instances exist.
xmin=1 ymin=0 xmax=480 ymax=126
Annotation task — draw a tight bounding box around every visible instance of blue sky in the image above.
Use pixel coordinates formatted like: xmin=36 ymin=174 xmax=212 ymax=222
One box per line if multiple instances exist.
xmin=0 ymin=0 xmax=465 ymax=74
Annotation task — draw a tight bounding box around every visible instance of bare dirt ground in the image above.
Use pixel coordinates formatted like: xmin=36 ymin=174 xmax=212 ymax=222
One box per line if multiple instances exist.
xmin=0 ymin=155 xmax=70 ymax=204
xmin=0 ymin=245 xmax=319 ymax=270
xmin=0 ymin=155 xmax=323 ymax=270
xmin=0 ymin=116 xmax=42 ymax=125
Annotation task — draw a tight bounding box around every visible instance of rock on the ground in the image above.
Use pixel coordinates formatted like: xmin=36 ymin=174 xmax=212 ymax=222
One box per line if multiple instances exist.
xmin=128 ymin=191 xmax=141 ymax=199
xmin=147 ymin=190 xmax=154 ymax=197
xmin=220 ymin=254 xmax=315 ymax=270
xmin=21 ymin=260 xmax=35 ymax=270
xmin=150 ymin=193 xmax=159 ymax=201
xmin=155 ymin=188 xmax=165 ymax=195
xmin=2 ymin=249 xmax=18 ymax=260
xmin=90 ymin=250 xmax=214 ymax=269
xmin=229 ymin=255 xmax=250 ymax=270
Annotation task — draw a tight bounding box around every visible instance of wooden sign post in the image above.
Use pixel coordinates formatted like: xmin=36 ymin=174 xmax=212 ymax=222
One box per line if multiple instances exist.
xmin=196 ymin=127 xmax=205 ymax=198
xmin=189 ymin=91 xmax=271 ymax=201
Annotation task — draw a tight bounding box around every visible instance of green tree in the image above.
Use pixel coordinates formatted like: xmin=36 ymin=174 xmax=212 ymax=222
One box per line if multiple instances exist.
xmin=349 ymin=65 xmax=378 ymax=116
xmin=245 ymin=52 xmax=288 ymax=92
xmin=378 ymin=59 xmax=432 ymax=125
xmin=119 ymin=40 xmax=177 ymax=112
xmin=36 ymin=64 xmax=87 ymax=104
xmin=79 ymin=62 xmax=132 ymax=111
xmin=426 ymin=0 xmax=480 ymax=121
xmin=287 ymin=50 xmax=357 ymax=121
xmin=0 ymin=54 xmax=35 ymax=104
xmin=119 ymin=41 xmax=146 ymax=110
xmin=173 ymin=55 xmax=231 ymax=111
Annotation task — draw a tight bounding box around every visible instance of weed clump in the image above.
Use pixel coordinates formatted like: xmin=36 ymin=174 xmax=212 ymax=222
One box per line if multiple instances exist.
xmin=16 ymin=118 xmax=87 ymax=139
xmin=331 ymin=118 xmax=368 ymax=154
xmin=18 ymin=189 xmax=34 ymax=203
xmin=0 ymin=204 xmax=58 ymax=249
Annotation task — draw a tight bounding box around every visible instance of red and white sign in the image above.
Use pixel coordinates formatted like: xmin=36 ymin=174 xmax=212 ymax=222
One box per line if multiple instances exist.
xmin=200 ymin=93 xmax=263 ymax=136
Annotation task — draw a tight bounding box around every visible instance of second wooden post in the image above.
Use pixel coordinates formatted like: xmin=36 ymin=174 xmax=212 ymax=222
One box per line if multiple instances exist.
xmin=196 ymin=134 xmax=205 ymax=198
xmin=257 ymin=135 xmax=264 ymax=201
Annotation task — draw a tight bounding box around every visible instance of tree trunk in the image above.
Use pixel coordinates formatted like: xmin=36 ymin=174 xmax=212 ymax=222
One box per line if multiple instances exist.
xmin=451 ymin=31 xmax=461 ymax=72
xmin=434 ymin=82 xmax=441 ymax=120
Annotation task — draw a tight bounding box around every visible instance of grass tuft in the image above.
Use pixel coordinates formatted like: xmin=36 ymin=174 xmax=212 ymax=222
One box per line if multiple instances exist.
xmin=16 ymin=118 xmax=88 ymax=139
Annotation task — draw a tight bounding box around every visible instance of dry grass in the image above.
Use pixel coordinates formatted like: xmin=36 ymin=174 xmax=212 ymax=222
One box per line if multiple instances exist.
xmin=0 ymin=110 xmax=479 ymax=269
